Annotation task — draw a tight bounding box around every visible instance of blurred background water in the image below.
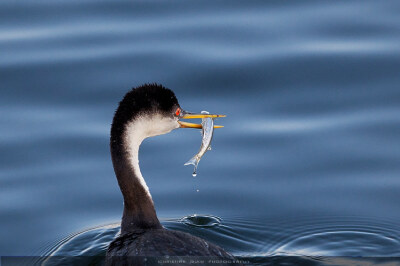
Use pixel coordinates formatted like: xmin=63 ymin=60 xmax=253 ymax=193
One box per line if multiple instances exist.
xmin=1 ymin=0 xmax=400 ymax=265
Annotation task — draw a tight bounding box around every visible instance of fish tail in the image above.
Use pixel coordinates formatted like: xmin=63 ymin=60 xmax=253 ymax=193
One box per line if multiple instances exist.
xmin=184 ymin=155 xmax=200 ymax=167
xmin=185 ymin=155 xmax=201 ymax=175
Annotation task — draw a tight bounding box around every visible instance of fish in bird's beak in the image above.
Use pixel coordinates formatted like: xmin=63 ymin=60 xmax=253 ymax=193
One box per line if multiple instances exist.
xmin=178 ymin=111 xmax=225 ymax=129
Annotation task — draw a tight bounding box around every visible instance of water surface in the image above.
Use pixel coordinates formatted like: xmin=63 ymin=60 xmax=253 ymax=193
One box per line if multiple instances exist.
xmin=1 ymin=0 xmax=400 ymax=265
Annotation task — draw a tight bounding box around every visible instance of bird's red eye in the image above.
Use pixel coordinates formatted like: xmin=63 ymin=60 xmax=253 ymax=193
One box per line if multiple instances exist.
xmin=175 ymin=108 xmax=181 ymax=116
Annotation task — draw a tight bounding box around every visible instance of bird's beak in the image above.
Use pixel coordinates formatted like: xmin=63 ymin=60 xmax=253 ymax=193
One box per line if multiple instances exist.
xmin=178 ymin=111 xmax=225 ymax=129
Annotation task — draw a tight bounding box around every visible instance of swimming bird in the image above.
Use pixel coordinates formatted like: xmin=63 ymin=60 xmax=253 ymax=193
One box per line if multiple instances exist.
xmin=105 ymin=84 xmax=235 ymax=265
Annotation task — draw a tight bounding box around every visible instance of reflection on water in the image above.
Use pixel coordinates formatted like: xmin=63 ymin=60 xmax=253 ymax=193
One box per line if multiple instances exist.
xmin=1 ymin=0 xmax=400 ymax=264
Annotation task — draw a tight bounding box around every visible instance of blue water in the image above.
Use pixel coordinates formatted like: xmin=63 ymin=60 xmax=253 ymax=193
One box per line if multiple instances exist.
xmin=1 ymin=0 xmax=400 ymax=265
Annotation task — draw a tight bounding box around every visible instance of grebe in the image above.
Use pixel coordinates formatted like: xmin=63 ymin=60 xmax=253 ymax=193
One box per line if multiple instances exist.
xmin=105 ymin=84 xmax=235 ymax=265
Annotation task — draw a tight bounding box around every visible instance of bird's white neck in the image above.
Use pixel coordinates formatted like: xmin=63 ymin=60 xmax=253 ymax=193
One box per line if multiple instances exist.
xmin=123 ymin=117 xmax=152 ymax=199
xmin=111 ymin=114 xmax=178 ymax=233
xmin=122 ymin=114 xmax=179 ymax=198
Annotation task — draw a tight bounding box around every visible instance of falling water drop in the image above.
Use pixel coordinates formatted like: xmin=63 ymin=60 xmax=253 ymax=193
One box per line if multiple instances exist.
xmin=192 ymin=172 xmax=197 ymax=177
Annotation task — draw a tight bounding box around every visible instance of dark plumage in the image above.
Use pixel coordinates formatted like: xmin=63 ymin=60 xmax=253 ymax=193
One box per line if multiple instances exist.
xmin=106 ymin=229 xmax=236 ymax=266
xmin=106 ymin=84 xmax=237 ymax=265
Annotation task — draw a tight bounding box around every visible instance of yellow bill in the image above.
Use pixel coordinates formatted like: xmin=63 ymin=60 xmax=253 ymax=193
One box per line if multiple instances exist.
xmin=181 ymin=113 xmax=226 ymax=119
xmin=179 ymin=121 xmax=224 ymax=129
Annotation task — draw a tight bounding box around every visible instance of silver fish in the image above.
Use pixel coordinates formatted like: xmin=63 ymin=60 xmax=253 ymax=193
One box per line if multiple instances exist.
xmin=184 ymin=111 xmax=214 ymax=176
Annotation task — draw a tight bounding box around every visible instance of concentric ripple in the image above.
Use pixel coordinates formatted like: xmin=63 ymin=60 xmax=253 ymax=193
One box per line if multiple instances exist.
xmin=35 ymin=224 xmax=120 ymax=266
xmin=180 ymin=214 xmax=222 ymax=228
xmin=267 ymin=215 xmax=400 ymax=257
xmin=37 ymin=215 xmax=400 ymax=265
xmin=274 ymin=230 xmax=399 ymax=257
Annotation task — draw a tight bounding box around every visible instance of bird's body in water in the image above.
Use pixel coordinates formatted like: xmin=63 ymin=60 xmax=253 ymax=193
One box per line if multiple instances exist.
xmin=105 ymin=84 xmax=235 ymax=265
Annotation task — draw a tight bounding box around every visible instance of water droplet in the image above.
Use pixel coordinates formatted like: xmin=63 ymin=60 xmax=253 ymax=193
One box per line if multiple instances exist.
xmin=196 ymin=189 xmax=199 ymax=192
xmin=192 ymin=172 xmax=197 ymax=177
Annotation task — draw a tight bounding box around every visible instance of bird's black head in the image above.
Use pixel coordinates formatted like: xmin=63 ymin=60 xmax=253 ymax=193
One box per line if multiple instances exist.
xmin=115 ymin=83 xmax=181 ymax=122
xmin=111 ymin=84 xmax=183 ymax=144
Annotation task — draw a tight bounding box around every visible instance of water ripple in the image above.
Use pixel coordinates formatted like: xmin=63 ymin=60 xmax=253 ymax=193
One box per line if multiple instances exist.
xmin=267 ymin=216 xmax=400 ymax=257
xmin=2 ymin=0 xmax=400 ymax=260
xmin=39 ymin=215 xmax=400 ymax=265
